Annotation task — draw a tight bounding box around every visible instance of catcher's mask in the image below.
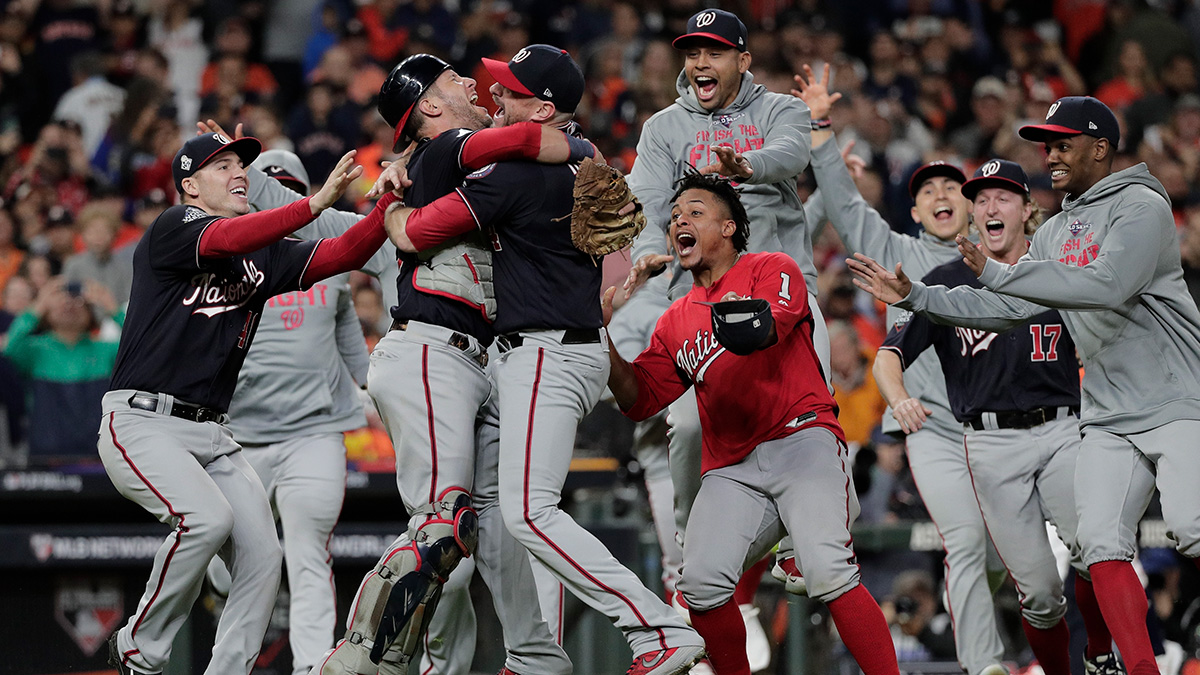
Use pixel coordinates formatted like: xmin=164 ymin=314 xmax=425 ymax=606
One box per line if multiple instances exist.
xmin=706 ymin=298 xmax=773 ymax=356
xmin=379 ymin=54 xmax=452 ymax=151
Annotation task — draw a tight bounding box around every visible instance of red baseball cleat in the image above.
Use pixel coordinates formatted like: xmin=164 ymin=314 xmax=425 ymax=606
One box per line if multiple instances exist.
xmin=626 ymin=645 xmax=707 ymax=675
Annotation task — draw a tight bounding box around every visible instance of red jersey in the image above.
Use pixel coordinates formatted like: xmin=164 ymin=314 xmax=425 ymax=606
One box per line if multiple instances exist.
xmin=625 ymin=252 xmax=844 ymax=473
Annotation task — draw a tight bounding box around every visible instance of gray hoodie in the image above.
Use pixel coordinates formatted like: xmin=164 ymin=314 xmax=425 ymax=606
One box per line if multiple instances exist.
xmin=806 ymin=136 xmax=965 ymax=438
xmin=627 ymin=70 xmax=815 ymax=296
xmin=900 ymin=163 xmax=1200 ymax=433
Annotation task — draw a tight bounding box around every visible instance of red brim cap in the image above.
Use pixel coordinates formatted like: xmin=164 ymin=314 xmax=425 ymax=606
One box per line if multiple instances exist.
xmin=1018 ymin=123 xmax=1083 ymax=142
xmin=672 ymin=32 xmax=740 ymax=50
xmin=481 ymin=57 xmax=535 ymax=96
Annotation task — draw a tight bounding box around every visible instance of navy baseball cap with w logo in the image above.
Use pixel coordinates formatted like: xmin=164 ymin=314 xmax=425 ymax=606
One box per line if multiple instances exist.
xmin=173 ymin=132 xmax=262 ymax=194
xmin=482 ymin=44 xmax=584 ymax=113
xmin=1019 ymin=96 xmax=1120 ymax=146
xmin=673 ymin=9 xmax=748 ymax=52
xmin=962 ymin=159 xmax=1030 ymax=201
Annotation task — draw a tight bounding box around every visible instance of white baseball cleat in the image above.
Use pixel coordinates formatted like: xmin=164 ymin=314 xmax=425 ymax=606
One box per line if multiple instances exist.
xmin=741 ymin=603 xmax=771 ymax=672
xmin=1085 ymin=653 xmax=1126 ymax=675
xmin=689 ymin=659 xmax=715 ymax=674
xmin=770 ymin=555 xmax=807 ymax=596
xmin=980 ymin=664 xmax=1010 ymax=675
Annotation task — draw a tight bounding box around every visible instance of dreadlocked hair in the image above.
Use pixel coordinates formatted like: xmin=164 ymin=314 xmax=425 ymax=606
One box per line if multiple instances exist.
xmin=670 ymin=170 xmax=751 ymax=252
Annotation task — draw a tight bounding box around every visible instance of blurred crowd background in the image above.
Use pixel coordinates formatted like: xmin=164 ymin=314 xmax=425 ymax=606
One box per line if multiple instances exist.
xmin=5 ymin=0 xmax=1200 ymax=671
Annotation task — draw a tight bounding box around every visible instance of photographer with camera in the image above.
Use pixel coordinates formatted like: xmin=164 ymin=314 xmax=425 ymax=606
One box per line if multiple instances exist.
xmin=2 ymin=276 xmax=121 ymax=465
xmin=882 ymin=570 xmax=958 ymax=664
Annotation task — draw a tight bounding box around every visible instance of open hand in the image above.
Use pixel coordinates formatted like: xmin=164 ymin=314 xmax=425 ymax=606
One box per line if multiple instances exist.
xmin=956 ymin=234 xmax=986 ymax=277
xmin=366 ymin=160 xmax=412 ymax=199
xmin=310 ymin=150 xmax=363 ymax=215
xmin=698 ymin=145 xmax=753 ymax=180
xmin=196 ymin=118 xmax=244 ymax=140
xmin=841 ymin=140 xmax=866 ymax=179
xmin=891 ymin=397 xmax=932 ymax=434
xmin=623 ymin=253 xmax=674 ymax=298
xmin=791 ymin=63 xmax=842 ymax=120
xmin=846 ymin=252 xmax=912 ymax=305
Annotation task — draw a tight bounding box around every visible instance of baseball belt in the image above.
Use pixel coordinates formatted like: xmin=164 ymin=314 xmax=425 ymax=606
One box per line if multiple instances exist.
xmin=127 ymin=392 xmax=228 ymax=424
xmin=391 ymin=320 xmax=488 ymax=368
xmin=496 ymin=328 xmax=602 ymax=353
xmin=965 ymin=405 xmax=1079 ymax=431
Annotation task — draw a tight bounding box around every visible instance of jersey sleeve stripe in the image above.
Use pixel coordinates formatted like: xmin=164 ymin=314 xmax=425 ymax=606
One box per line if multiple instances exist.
xmin=195 ymin=219 xmax=218 ymax=268
xmin=454 ymin=187 xmax=483 ymax=230
xmin=878 ymin=344 xmax=909 ymax=370
xmin=297 ymin=239 xmax=322 ymax=290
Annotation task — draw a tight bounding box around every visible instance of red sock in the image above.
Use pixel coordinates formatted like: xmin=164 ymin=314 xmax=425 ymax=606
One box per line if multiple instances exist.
xmin=1089 ymin=561 xmax=1157 ymax=675
xmin=733 ymin=556 xmax=771 ymax=606
xmin=1022 ymin=617 xmax=1071 ymax=675
xmin=690 ymin=598 xmax=750 ymax=675
xmin=826 ymin=584 xmax=900 ymax=675
xmin=1074 ymin=575 xmax=1113 ymax=659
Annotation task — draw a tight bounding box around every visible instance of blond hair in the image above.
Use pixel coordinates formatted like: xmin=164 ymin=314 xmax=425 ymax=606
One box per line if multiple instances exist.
xmin=1024 ymin=197 xmax=1043 ymax=235
xmin=76 ymin=203 xmax=121 ymax=235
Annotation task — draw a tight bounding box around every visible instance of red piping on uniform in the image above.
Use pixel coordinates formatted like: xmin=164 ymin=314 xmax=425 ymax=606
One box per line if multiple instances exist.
xmin=520 ymin=348 xmax=669 ymax=651
xmin=109 ymin=413 xmax=186 ymax=644
xmin=462 ymin=254 xmax=480 ymax=284
xmin=423 ymin=345 xmax=438 ymax=503
xmin=963 ymin=436 xmax=1028 ymax=606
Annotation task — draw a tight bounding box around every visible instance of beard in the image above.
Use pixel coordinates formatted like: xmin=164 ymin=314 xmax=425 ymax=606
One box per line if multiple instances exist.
xmin=444 ymin=97 xmax=493 ymax=131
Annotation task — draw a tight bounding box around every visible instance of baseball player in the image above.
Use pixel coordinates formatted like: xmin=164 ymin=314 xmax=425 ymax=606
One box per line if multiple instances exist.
xmin=848 ymin=95 xmax=1200 ymax=675
xmin=613 ymin=10 xmax=822 ymax=651
xmin=874 ymin=159 xmax=1122 ymax=675
xmin=793 ymin=65 xmax=1009 ymax=675
xmin=385 ymin=44 xmax=707 ymax=675
xmin=605 ymin=172 xmax=900 ymax=675
xmin=205 ymin=151 xmax=368 ymax=675
xmin=100 ymin=133 xmax=393 ymax=675
xmin=316 ymin=54 xmax=603 ymax=675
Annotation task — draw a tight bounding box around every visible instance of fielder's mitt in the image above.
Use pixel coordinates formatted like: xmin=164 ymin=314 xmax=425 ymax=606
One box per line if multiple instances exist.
xmin=569 ymin=157 xmax=647 ymax=256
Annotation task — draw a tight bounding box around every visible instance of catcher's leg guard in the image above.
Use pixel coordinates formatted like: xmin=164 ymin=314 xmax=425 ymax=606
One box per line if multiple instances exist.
xmin=369 ymin=488 xmax=479 ymax=667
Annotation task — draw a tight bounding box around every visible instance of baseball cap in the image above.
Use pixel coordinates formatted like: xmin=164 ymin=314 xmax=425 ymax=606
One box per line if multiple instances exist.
xmin=673 ymin=9 xmax=748 ymax=52
xmin=252 ymin=149 xmax=311 ymax=194
xmin=1018 ymin=96 xmax=1120 ymax=146
xmin=173 ymin=132 xmax=262 ymax=194
xmin=961 ymin=159 xmax=1030 ymax=201
xmin=972 ymin=76 xmax=1006 ymax=100
xmin=482 ymin=44 xmax=585 ymax=113
xmin=46 ymin=205 xmax=74 ymax=228
xmin=137 ymin=187 xmax=169 ymax=211
xmin=907 ymin=160 xmax=967 ymax=199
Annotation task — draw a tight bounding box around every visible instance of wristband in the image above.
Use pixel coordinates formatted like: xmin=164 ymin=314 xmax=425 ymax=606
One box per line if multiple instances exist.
xmin=566 ymin=134 xmax=596 ymax=162
xmin=811 ymin=118 xmax=832 ymax=130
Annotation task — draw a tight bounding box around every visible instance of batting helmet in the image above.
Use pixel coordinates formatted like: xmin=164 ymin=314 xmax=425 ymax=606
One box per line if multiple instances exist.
xmin=708 ymin=298 xmax=774 ymax=355
xmin=379 ymin=54 xmax=452 ymax=151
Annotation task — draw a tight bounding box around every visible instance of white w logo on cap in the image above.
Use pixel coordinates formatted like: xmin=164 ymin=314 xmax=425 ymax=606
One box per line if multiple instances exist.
xmin=512 ymin=49 xmax=530 ymax=62
xmin=696 ymin=11 xmax=716 ymax=27
xmin=1046 ymin=101 xmax=1061 ymax=120
xmin=213 ymin=133 xmax=231 ymax=144
xmin=981 ymin=160 xmax=1000 ymax=176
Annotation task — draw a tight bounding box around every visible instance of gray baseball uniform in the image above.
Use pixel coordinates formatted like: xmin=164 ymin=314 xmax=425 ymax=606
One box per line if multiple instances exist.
xmin=897 ymin=162 xmax=1200 ymax=566
xmin=221 ymin=272 xmax=368 ymax=675
xmin=807 ymin=136 xmax=1006 ymax=675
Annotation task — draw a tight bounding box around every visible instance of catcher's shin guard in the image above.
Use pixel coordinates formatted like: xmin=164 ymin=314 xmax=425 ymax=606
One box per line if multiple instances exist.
xmin=369 ymin=487 xmax=479 ymax=666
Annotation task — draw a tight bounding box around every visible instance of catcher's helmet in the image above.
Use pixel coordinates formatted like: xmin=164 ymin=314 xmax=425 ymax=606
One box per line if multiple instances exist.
xmin=709 ymin=298 xmax=773 ymax=356
xmin=379 ymin=54 xmax=452 ymax=151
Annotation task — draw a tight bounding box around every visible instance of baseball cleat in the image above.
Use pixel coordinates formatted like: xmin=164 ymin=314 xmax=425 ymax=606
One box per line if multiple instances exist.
xmin=771 ymin=555 xmax=808 ymax=596
xmin=108 ymin=632 xmax=159 ymax=675
xmin=496 ymin=668 xmax=521 ymax=675
xmin=741 ymin=603 xmax=771 ymax=672
xmin=1084 ymin=653 xmax=1125 ymax=675
xmin=689 ymin=659 xmax=715 ymax=674
xmin=625 ymin=645 xmax=706 ymax=675
xmin=980 ymin=664 xmax=1009 ymax=675
xmin=670 ymin=590 xmax=692 ymax=625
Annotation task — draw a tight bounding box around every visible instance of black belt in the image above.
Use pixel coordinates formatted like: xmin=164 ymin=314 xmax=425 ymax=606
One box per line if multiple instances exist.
xmin=496 ymin=328 xmax=602 ymax=353
xmin=128 ymin=393 xmax=227 ymax=424
xmin=391 ymin=320 xmax=488 ymax=367
xmin=966 ymin=406 xmax=1079 ymax=431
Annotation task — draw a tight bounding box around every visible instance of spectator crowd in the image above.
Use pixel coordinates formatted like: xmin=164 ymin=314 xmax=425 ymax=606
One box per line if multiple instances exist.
xmin=4 ymin=0 xmax=1200 ymax=670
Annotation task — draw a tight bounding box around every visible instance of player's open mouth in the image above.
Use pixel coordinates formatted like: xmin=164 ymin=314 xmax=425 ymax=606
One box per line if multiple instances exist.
xmin=493 ymin=103 xmax=505 ymax=123
xmin=230 ymin=186 xmax=246 ymax=197
xmin=470 ymin=93 xmax=478 ymax=103
xmin=676 ymin=232 xmax=697 ymax=255
xmin=933 ymin=206 xmax=953 ymax=221
xmin=984 ymin=219 xmax=1004 ymax=236
xmin=1050 ymin=169 xmax=1068 ymax=181
xmin=694 ymin=76 xmax=718 ymax=101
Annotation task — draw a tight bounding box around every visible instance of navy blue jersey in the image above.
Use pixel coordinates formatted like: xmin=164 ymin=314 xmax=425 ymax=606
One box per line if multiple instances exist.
xmin=110 ymin=204 xmax=319 ymax=411
xmin=456 ymin=160 xmax=602 ymax=334
xmin=391 ymin=128 xmax=494 ymax=344
xmin=880 ymin=259 xmax=1080 ymax=421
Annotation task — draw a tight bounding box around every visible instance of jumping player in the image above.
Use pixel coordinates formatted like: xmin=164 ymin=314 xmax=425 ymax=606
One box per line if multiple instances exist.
xmin=100 ymin=133 xmax=392 ymax=675
xmin=875 ymin=159 xmax=1122 ymax=675
xmin=385 ymin=45 xmax=707 ymax=675
xmin=793 ymin=64 xmax=1009 ymax=675
xmin=849 ymin=96 xmax=1200 ymax=675
xmin=605 ymin=173 xmax=899 ymax=675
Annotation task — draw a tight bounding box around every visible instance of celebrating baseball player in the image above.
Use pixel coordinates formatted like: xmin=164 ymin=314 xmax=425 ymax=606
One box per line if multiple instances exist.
xmin=605 ymin=172 xmax=899 ymax=675
xmin=197 ymin=150 xmax=370 ymax=675
xmin=315 ymin=54 xmax=594 ymax=675
xmin=100 ymin=132 xmax=393 ymax=675
xmin=849 ymin=95 xmax=1200 ymax=675
xmin=793 ymin=64 xmax=1010 ymax=675
xmin=613 ymin=10 xmax=822 ymax=653
xmin=386 ymin=45 xmax=707 ymax=675
xmin=874 ymin=159 xmax=1122 ymax=675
